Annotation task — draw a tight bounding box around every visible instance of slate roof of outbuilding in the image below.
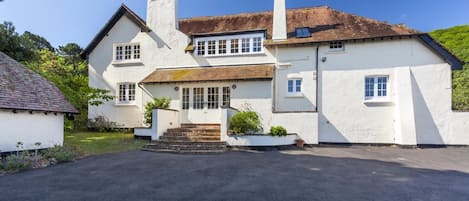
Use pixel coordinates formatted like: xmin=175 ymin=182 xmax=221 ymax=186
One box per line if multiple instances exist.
xmin=0 ymin=51 xmax=78 ymax=113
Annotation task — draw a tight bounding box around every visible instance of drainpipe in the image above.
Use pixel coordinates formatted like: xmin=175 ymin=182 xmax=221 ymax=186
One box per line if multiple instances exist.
xmin=272 ymin=46 xmax=279 ymax=112
xmin=315 ymin=44 xmax=320 ymax=112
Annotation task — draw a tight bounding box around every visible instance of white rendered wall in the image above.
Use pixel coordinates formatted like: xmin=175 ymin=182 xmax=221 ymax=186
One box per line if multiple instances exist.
xmin=88 ymin=15 xmax=276 ymax=127
xmin=0 ymin=111 xmax=64 ymax=152
xmin=275 ymin=46 xmax=317 ymax=112
xmin=318 ymin=39 xmax=446 ymax=144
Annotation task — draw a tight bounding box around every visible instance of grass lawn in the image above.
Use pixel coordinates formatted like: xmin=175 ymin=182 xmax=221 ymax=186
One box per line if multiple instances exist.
xmin=64 ymin=132 xmax=149 ymax=156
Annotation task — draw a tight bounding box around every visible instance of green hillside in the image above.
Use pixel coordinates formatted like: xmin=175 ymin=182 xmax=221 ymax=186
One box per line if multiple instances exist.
xmin=430 ymin=25 xmax=469 ymax=110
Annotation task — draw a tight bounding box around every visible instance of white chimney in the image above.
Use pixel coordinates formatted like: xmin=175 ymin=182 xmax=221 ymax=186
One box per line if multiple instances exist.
xmin=147 ymin=0 xmax=178 ymax=34
xmin=273 ymin=0 xmax=287 ymax=41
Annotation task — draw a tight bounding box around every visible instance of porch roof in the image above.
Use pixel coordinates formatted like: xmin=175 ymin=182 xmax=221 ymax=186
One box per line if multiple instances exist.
xmin=140 ymin=64 xmax=274 ymax=84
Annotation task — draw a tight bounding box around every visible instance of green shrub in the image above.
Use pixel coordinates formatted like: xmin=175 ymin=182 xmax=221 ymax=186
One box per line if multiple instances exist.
xmin=88 ymin=116 xmax=123 ymax=132
xmin=270 ymin=126 xmax=288 ymax=137
xmin=145 ymin=97 xmax=171 ymax=124
xmin=4 ymin=153 xmax=33 ymax=171
xmin=229 ymin=111 xmax=262 ymax=134
xmin=44 ymin=145 xmax=78 ymax=163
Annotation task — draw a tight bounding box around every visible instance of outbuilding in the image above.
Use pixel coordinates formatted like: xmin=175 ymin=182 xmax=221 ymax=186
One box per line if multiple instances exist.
xmin=0 ymin=51 xmax=78 ymax=152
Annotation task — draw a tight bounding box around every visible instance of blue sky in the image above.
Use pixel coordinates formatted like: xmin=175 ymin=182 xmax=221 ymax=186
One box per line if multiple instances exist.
xmin=1 ymin=0 xmax=468 ymax=48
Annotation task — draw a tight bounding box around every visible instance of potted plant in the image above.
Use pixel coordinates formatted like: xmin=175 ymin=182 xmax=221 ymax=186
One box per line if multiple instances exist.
xmin=295 ymin=138 xmax=305 ymax=148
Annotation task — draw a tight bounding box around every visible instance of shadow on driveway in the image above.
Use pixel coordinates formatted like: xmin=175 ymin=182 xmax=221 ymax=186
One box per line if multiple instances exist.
xmin=1 ymin=148 xmax=469 ymax=201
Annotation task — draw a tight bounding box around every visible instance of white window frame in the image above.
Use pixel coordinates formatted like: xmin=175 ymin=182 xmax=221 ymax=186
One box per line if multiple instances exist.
xmin=113 ymin=43 xmax=141 ymax=64
xmin=329 ymin=41 xmax=345 ymax=52
xmin=194 ymin=33 xmax=265 ymax=57
xmin=116 ymin=82 xmax=136 ymax=105
xmin=287 ymin=78 xmax=303 ymax=97
xmin=364 ymin=76 xmax=390 ymax=102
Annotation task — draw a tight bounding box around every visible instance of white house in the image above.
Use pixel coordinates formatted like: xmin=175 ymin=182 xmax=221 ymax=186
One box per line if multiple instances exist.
xmin=82 ymin=0 xmax=468 ymax=150
xmin=0 ymin=52 xmax=78 ymax=152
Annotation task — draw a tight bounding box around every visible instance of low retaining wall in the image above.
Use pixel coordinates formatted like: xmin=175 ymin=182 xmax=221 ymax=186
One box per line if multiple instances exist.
xmin=134 ymin=109 xmax=179 ymax=140
xmin=226 ymin=134 xmax=298 ymax=147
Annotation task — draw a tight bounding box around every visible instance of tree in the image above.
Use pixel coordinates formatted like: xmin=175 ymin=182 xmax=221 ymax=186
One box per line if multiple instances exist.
xmin=58 ymin=43 xmax=85 ymax=75
xmin=0 ymin=22 xmax=36 ymax=62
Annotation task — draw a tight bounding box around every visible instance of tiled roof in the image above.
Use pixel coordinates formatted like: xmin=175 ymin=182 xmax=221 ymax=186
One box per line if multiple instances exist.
xmin=179 ymin=6 xmax=419 ymax=43
xmin=141 ymin=64 xmax=274 ymax=84
xmin=0 ymin=52 xmax=78 ymax=113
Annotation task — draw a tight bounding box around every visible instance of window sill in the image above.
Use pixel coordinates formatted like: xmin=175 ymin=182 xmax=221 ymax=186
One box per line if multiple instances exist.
xmin=112 ymin=60 xmax=143 ymax=66
xmin=115 ymin=102 xmax=137 ymax=107
xmin=196 ymin=52 xmax=266 ymax=58
xmin=364 ymin=99 xmax=393 ymax=106
xmin=326 ymin=50 xmax=346 ymax=54
xmin=286 ymin=93 xmax=304 ymax=98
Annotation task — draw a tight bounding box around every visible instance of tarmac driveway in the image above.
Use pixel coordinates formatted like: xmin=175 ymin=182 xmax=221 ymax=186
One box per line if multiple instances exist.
xmin=1 ymin=146 xmax=469 ymax=201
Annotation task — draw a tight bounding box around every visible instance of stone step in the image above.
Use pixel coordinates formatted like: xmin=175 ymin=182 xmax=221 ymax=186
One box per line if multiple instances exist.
xmin=181 ymin=123 xmax=221 ymax=129
xmin=141 ymin=148 xmax=226 ymax=154
xmin=166 ymin=128 xmax=220 ymax=133
xmin=163 ymin=132 xmax=220 ymax=137
xmin=159 ymin=135 xmax=221 ymax=142
xmin=144 ymin=143 xmax=226 ymax=151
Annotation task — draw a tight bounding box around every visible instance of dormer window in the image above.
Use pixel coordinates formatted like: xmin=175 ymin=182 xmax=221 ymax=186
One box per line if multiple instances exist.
xmin=194 ymin=33 xmax=264 ymax=57
xmin=295 ymin=27 xmax=311 ymax=38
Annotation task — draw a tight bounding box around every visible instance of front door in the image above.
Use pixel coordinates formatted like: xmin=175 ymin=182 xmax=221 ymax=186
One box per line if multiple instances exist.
xmin=180 ymin=85 xmax=231 ymax=123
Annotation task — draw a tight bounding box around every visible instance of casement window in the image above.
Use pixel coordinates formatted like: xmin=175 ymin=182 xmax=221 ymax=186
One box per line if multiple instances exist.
xmin=182 ymin=88 xmax=190 ymax=110
xmin=207 ymin=40 xmax=216 ymax=55
xmin=365 ymin=76 xmax=389 ymax=101
xmin=194 ymin=33 xmax=264 ymax=56
xmin=114 ymin=43 xmax=141 ymax=63
xmin=222 ymin=87 xmax=231 ymax=107
xmin=207 ymin=87 xmax=219 ymax=109
xmin=295 ymin=27 xmax=311 ymax=38
xmin=253 ymin=37 xmax=262 ymax=52
xmin=218 ymin=40 xmax=227 ymax=54
xmin=193 ymin=88 xmax=204 ymax=110
xmin=197 ymin=41 xmax=206 ymax=56
xmin=329 ymin=41 xmax=345 ymax=51
xmin=241 ymin=38 xmax=251 ymax=53
xmin=287 ymin=79 xmax=303 ymax=96
xmin=117 ymin=83 xmax=136 ymax=104
xmin=230 ymin=39 xmax=239 ymax=54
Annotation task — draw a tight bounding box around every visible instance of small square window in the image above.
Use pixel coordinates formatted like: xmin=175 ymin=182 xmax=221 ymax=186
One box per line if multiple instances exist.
xmin=329 ymin=41 xmax=345 ymax=51
xmin=295 ymin=27 xmax=311 ymax=38
xmin=365 ymin=76 xmax=389 ymax=101
xmin=287 ymin=79 xmax=302 ymax=96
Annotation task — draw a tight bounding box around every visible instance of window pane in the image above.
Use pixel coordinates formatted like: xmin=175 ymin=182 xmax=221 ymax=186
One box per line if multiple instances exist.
xmin=241 ymin=38 xmax=250 ymax=53
xmin=222 ymin=87 xmax=231 ymax=107
xmin=119 ymin=84 xmax=126 ymax=101
xmin=365 ymin=77 xmax=374 ymax=97
xmin=253 ymin=37 xmax=262 ymax=52
xmin=230 ymin=39 xmax=239 ymax=54
xmin=208 ymin=40 xmax=216 ymax=55
xmin=133 ymin=45 xmax=140 ymax=59
xmin=218 ymin=40 xmax=227 ymax=54
xmin=124 ymin=45 xmax=132 ymax=60
xmin=115 ymin=46 xmax=123 ymax=61
xmin=193 ymin=88 xmax=204 ymax=109
xmin=182 ymin=88 xmax=190 ymax=110
xmin=288 ymin=80 xmax=294 ymax=93
xmin=377 ymin=77 xmax=387 ymax=97
xmin=128 ymin=84 xmax=136 ymax=101
xmin=197 ymin=41 xmax=206 ymax=56
xmin=296 ymin=80 xmax=302 ymax=92
xmin=208 ymin=87 xmax=219 ymax=109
